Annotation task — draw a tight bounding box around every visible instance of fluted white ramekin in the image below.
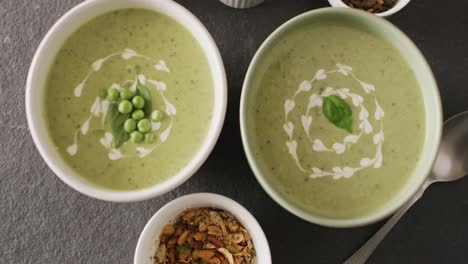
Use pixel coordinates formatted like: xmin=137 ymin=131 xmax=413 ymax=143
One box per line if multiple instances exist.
xmin=219 ymin=0 xmax=264 ymax=9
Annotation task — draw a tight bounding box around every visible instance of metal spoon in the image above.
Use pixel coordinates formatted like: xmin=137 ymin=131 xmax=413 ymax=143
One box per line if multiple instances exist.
xmin=345 ymin=111 xmax=468 ymax=264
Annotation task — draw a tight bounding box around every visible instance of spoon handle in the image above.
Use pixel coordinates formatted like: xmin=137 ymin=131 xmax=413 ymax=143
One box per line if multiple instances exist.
xmin=344 ymin=186 xmax=427 ymax=264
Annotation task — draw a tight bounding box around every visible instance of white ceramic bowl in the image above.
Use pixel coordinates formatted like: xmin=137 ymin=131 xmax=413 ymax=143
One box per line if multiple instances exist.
xmin=327 ymin=0 xmax=412 ymax=18
xmin=26 ymin=0 xmax=227 ymax=202
xmin=134 ymin=193 xmax=271 ymax=264
xmin=240 ymin=8 xmax=442 ymax=227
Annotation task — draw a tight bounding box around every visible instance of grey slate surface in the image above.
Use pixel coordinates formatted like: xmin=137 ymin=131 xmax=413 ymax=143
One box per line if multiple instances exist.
xmin=1 ymin=0 xmax=468 ymax=263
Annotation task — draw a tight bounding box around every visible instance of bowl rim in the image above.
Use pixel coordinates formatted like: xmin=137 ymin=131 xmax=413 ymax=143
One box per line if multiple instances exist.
xmin=25 ymin=0 xmax=227 ymax=202
xmin=134 ymin=193 xmax=272 ymax=264
xmin=239 ymin=7 xmax=442 ymax=228
xmin=327 ymin=0 xmax=412 ymax=17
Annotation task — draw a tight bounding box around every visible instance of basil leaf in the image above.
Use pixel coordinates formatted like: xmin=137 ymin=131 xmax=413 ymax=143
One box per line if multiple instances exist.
xmin=322 ymin=95 xmax=353 ymax=133
xmin=109 ymin=103 xmax=129 ymax=148
xmin=136 ymin=79 xmax=152 ymax=116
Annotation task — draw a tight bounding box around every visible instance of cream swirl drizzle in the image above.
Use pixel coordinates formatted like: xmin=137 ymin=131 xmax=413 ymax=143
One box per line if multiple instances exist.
xmin=283 ymin=63 xmax=385 ymax=180
xmin=66 ymin=49 xmax=176 ymax=160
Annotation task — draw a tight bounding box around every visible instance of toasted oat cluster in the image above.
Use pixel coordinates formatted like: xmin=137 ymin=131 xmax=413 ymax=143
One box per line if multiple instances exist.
xmin=153 ymin=208 xmax=255 ymax=264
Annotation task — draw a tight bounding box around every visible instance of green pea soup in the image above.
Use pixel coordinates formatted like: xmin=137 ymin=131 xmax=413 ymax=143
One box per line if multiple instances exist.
xmin=44 ymin=9 xmax=213 ymax=190
xmin=244 ymin=14 xmax=427 ymax=219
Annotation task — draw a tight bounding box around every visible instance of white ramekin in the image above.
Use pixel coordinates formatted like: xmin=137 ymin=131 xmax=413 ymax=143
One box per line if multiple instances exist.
xmin=328 ymin=0 xmax=412 ymax=18
xmin=134 ymin=193 xmax=271 ymax=264
xmin=26 ymin=0 xmax=227 ymax=202
xmin=219 ymin=0 xmax=264 ymax=9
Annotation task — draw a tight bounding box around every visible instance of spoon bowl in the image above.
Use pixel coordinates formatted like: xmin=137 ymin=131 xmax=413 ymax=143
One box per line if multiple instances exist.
xmin=346 ymin=111 xmax=468 ymax=264
xmin=431 ymin=111 xmax=468 ymax=182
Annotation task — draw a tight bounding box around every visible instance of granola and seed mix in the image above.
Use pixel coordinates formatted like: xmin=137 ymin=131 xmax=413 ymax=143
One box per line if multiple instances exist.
xmin=342 ymin=0 xmax=398 ymax=13
xmin=153 ymin=208 xmax=255 ymax=264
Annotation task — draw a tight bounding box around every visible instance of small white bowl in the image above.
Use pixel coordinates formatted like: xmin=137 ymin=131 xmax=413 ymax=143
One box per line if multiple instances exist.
xmin=327 ymin=0 xmax=412 ymax=18
xmin=26 ymin=0 xmax=227 ymax=202
xmin=134 ymin=193 xmax=272 ymax=264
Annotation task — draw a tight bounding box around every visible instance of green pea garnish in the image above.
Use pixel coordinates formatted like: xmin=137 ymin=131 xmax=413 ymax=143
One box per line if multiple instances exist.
xmin=132 ymin=95 xmax=145 ymax=109
xmin=151 ymin=110 xmax=164 ymax=122
xmin=99 ymin=88 xmax=108 ymax=99
xmin=132 ymin=109 xmax=145 ymax=120
xmin=120 ymin=87 xmax=135 ymax=100
xmin=137 ymin=118 xmax=151 ymax=133
xmin=107 ymin=88 xmax=119 ymax=101
xmin=123 ymin=119 xmax=136 ymax=133
xmin=130 ymin=131 xmax=143 ymax=143
xmin=144 ymin=133 xmax=155 ymax=144
xmin=118 ymin=100 xmax=133 ymax=114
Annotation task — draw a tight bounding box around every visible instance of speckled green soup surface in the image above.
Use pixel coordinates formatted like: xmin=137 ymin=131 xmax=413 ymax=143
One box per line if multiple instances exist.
xmin=245 ymin=17 xmax=426 ymax=219
xmin=44 ymin=9 xmax=213 ymax=190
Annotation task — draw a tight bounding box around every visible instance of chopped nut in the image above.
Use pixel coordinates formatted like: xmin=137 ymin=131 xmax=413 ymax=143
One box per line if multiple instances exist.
xmin=178 ymin=230 xmax=190 ymax=246
xmin=226 ymin=221 xmax=239 ymax=232
xmin=193 ymin=232 xmax=207 ymax=242
xmin=187 ymin=234 xmax=194 ymax=247
xmin=159 ymin=234 xmax=170 ymax=243
xmin=241 ymin=228 xmax=251 ymax=241
xmin=207 ymin=257 xmax=221 ymax=264
xmin=175 ymin=223 xmax=184 ymax=236
xmin=193 ymin=240 xmax=204 ymax=249
xmin=229 ymin=233 xmax=244 ymax=244
xmin=168 ymin=247 xmax=175 ymax=264
xmin=207 ymin=235 xmax=224 ymax=248
xmin=219 ymin=211 xmax=235 ymax=220
xmin=162 ymin=224 xmax=175 ymax=235
xmin=246 ymin=240 xmax=253 ymax=250
xmin=217 ymin=248 xmax=234 ymax=264
xmin=225 ymin=244 xmax=241 ymax=254
xmin=204 ymin=242 xmax=216 ymax=249
xmin=192 ymin=216 xmax=202 ymax=225
xmin=167 ymin=237 xmax=178 ymax=247
xmin=202 ymin=216 xmax=211 ymax=226
xmin=192 ymin=249 xmax=215 ymax=260
xmin=177 ymin=251 xmax=191 ymax=261
xmin=207 ymin=225 xmax=223 ymax=237
xmin=209 ymin=211 xmax=227 ymax=234
xmin=153 ymin=208 xmax=255 ymax=264
xmin=182 ymin=208 xmax=201 ymax=222
xmin=154 ymin=243 xmax=167 ymax=264
xmin=199 ymin=222 xmax=208 ymax=232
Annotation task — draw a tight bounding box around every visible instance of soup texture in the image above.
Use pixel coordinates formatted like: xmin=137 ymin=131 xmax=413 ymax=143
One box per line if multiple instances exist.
xmin=245 ymin=18 xmax=426 ymax=218
xmin=44 ymin=9 xmax=213 ymax=190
